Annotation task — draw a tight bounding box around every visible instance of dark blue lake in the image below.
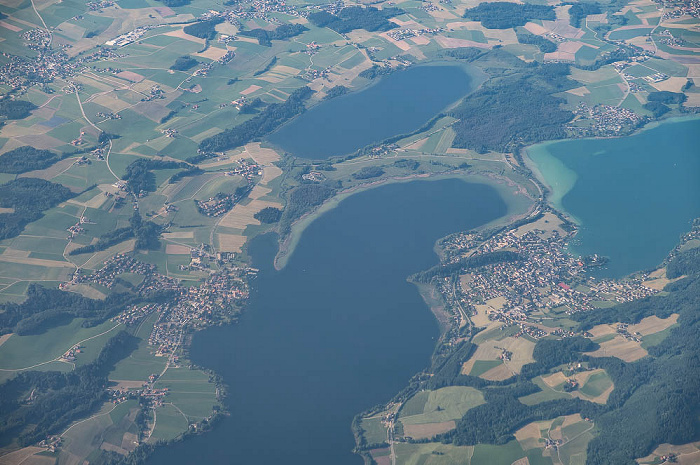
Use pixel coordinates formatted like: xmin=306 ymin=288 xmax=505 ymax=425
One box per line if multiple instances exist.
xmin=527 ymin=117 xmax=700 ymax=278
xmin=267 ymin=63 xmax=481 ymax=159
xmin=148 ymin=178 xmax=511 ymax=465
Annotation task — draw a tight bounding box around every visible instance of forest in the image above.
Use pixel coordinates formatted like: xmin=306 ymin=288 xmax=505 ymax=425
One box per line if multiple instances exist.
xmin=450 ymin=61 xmax=574 ymax=152
xmin=463 ymin=2 xmax=555 ymax=29
xmin=170 ymin=55 xmax=198 ymax=71
xmin=254 ymin=206 xmax=282 ymax=224
xmin=308 ymin=6 xmax=403 ymax=33
xmin=567 ymin=2 xmax=602 ymax=28
xmin=239 ymin=24 xmax=307 ymax=47
xmin=122 ymin=159 xmax=183 ymax=194
xmin=516 ymin=30 xmax=557 ymax=53
xmin=0 ymin=146 xmax=66 ymax=174
xmin=279 ymin=183 xmax=336 ymax=234
xmin=0 ymin=98 xmax=35 ymax=120
xmin=183 ymin=18 xmax=223 ymax=40
xmin=0 ymin=331 xmax=139 ymax=447
xmin=0 ymin=284 xmax=144 ymax=336
xmin=0 ymin=178 xmax=74 ymax=240
xmin=198 ymin=86 xmax=313 ymax=153
xmin=647 ymin=91 xmax=687 ymax=104
xmin=324 ymin=85 xmax=348 ymax=100
xmin=352 ymin=166 xmax=384 ymax=179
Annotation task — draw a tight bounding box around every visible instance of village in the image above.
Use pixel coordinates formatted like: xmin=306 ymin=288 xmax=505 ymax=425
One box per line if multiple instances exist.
xmin=435 ymin=211 xmax=659 ymax=341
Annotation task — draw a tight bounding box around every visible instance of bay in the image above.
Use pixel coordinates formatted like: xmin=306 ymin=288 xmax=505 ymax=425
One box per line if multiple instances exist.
xmin=267 ymin=63 xmax=482 ymax=159
xmin=527 ymin=117 xmax=700 ymax=278
xmin=148 ymin=178 xmax=511 ymax=465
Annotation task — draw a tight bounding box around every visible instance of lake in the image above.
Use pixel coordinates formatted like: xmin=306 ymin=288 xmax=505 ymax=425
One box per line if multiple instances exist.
xmin=267 ymin=63 xmax=482 ymax=159
xmin=148 ymin=178 xmax=514 ymax=465
xmin=527 ymin=117 xmax=700 ymax=278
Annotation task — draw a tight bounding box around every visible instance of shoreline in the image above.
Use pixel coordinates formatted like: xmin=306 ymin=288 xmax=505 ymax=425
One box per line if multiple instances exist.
xmin=274 ymin=169 xmax=536 ymax=270
xmin=265 ymin=60 xmax=488 ymax=161
xmin=523 ymin=113 xmax=700 ymax=223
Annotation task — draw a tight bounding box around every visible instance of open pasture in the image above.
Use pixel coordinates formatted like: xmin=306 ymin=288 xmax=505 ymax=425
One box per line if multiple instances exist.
xmin=399 ymin=386 xmax=485 ymax=426
xmin=0 ymin=318 xmax=122 ymax=371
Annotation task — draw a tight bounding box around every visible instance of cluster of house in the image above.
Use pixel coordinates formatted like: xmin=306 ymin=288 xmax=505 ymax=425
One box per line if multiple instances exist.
xmin=571 ymin=102 xmax=646 ymax=137
xmin=86 ymin=0 xmax=115 ymax=11
xmin=662 ymin=0 xmax=700 ymax=20
xmin=435 ymin=217 xmax=658 ymax=343
xmin=387 ymin=27 xmax=443 ymax=41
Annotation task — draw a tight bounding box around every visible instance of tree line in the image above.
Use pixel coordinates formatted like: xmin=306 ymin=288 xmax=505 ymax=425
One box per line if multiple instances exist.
xmin=198 ymin=86 xmax=313 ymax=154
xmin=239 ymin=24 xmax=308 ymax=47
xmin=463 ymin=2 xmax=555 ymax=29
xmin=308 ymin=6 xmax=403 ymax=33
xmin=0 ymin=178 xmax=74 ymax=240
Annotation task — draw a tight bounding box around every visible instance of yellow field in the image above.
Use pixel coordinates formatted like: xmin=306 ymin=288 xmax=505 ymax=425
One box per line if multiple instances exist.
xmin=216 ymin=233 xmax=246 ymax=253
xmin=637 ymin=441 xmax=700 ymax=465
xmin=461 ymin=336 xmax=535 ymax=380
xmin=628 ymin=314 xmax=679 ymax=336
xmin=586 ymin=337 xmax=648 ymax=362
xmin=0 ymin=447 xmax=48 ymax=465
xmin=403 ymin=421 xmax=456 ymax=440
xmin=165 ymin=244 xmax=190 ymax=254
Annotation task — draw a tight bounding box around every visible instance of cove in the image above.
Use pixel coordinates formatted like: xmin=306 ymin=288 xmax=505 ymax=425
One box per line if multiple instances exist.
xmin=267 ymin=63 xmax=482 ymax=159
xmin=527 ymin=117 xmax=700 ymax=278
xmin=148 ymin=178 xmax=511 ymax=465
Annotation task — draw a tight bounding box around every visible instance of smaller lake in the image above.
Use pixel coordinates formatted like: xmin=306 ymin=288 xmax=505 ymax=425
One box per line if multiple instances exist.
xmin=267 ymin=63 xmax=481 ymax=159
xmin=527 ymin=117 xmax=700 ymax=278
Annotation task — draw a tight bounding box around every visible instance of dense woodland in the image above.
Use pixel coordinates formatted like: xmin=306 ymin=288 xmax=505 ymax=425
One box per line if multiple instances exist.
xmin=323 ymin=85 xmax=348 ymax=100
xmin=0 ymin=284 xmax=142 ymax=336
xmin=0 ymin=331 xmax=139 ymax=447
xmin=170 ymin=56 xmax=198 ymax=71
xmin=123 ymin=159 xmax=183 ymax=193
xmin=445 ymin=47 xmax=486 ymax=61
xmin=198 ymin=86 xmax=313 ymax=153
xmin=279 ymin=183 xmax=336 ymax=234
xmin=643 ymin=101 xmax=670 ymax=118
xmin=450 ymin=62 xmax=574 ymax=152
xmin=183 ymin=18 xmax=223 ymax=40
xmin=352 ymin=166 xmax=385 ymax=179
xmin=0 ymin=178 xmax=74 ymax=240
xmin=463 ymin=2 xmax=555 ymax=29
xmin=647 ymin=91 xmax=687 ymax=104
xmin=0 ymin=98 xmax=35 ymax=120
xmin=239 ymin=24 xmax=307 ymax=47
xmin=253 ymin=206 xmax=282 ymax=224
xmin=516 ymin=30 xmax=557 ymax=53
xmin=308 ymin=6 xmax=403 ymax=33
xmin=0 ymin=146 xmax=66 ymax=174
xmin=567 ymin=2 xmax=602 ymax=28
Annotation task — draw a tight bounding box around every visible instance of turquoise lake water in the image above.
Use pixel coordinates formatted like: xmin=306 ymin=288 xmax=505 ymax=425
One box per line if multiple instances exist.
xmin=147 ymin=179 xmax=512 ymax=465
xmin=527 ymin=117 xmax=700 ymax=278
xmin=267 ymin=63 xmax=480 ymax=159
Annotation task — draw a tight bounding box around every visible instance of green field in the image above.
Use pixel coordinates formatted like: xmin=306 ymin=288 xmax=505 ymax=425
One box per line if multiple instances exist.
xmin=394 ymin=442 xmax=474 ymax=465
xmin=469 ymin=359 xmax=503 ymax=377
xmin=360 ymin=416 xmax=388 ymax=445
xmin=400 ymin=386 xmax=485 ymax=425
xmin=109 ymin=313 xmax=166 ymax=382
xmin=519 ymin=377 xmax=572 ymax=406
xmin=0 ymin=318 xmax=122 ymax=370
xmin=579 ymin=372 xmax=613 ymax=398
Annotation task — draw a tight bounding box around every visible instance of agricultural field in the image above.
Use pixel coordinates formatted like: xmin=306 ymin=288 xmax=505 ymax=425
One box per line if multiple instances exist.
xmin=0 ymin=0 xmax=698 ymax=461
